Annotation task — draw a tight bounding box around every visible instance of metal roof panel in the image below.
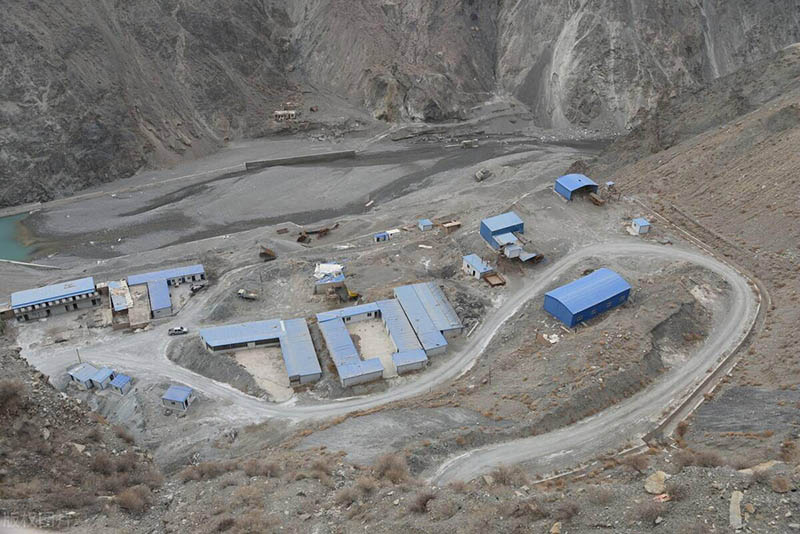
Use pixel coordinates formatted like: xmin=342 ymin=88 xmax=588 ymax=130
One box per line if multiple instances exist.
xmin=545 ymin=268 xmax=631 ymax=315
xmin=11 ymin=277 xmax=96 ymax=309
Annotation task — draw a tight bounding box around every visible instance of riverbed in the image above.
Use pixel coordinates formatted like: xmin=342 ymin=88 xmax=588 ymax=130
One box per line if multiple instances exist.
xmin=0 ymin=214 xmax=32 ymax=261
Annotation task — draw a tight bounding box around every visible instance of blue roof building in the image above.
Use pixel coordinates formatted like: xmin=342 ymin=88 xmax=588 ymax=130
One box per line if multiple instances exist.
xmin=632 ymin=218 xmax=651 ymax=234
xmin=317 ymin=318 xmax=384 ymax=386
xmin=554 ymin=174 xmax=599 ymax=201
xmin=108 ymin=281 xmax=131 ymax=313
xmin=147 ymin=279 xmax=172 ymax=318
xmin=373 ymin=232 xmax=390 ymax=243
xmin=127 ymin=264 xmax=205 ymax=286
xmin=392 ymin=285 xmax=448 ymax=354
xmin=418 ymin=219 xmax=434 ymax=231
xmin=200 ymin=319 xmax=322 ymax=385
xmin=10 ymin=278 xmax=100 ymax=321
xmin=462 ymin=254 xmax=494 ymax=279
xmin=68 ymin=363 xmax=99 ymax=390
xmin=395 ymin=282 xmax=463 ymax=338
xmin=91 ymin=367 xmax=116 ymax=389
xmin=544 ymin=268 xmax=631 ymax=327
xmin=110 ymin=374 xmax=133 ymax=395
xmin=162 ymin=385 xmax=195 ymax=411
xmin=480 ymin=212 xmax=524 ymax=250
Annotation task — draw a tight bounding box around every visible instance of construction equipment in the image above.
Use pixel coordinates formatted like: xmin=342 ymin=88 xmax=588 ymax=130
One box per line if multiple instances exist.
xmin=305 ymin=222 xmax=339 ymax=237
xmin=475 ymin=168 xmax=492 ymax=182
xmin=236 ymin=289 xmax=258 ymax=300
xmin=259 ymin=246 xmax=277 ymax=262
xmin=460 ymin=139 xmax=479 ymax=149
xmin=589 ymin=192 xmax=606 ymax=206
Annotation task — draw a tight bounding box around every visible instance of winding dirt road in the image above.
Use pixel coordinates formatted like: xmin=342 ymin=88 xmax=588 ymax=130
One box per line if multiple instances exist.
xmin=21 ymin=241 xmax=758 ymax=480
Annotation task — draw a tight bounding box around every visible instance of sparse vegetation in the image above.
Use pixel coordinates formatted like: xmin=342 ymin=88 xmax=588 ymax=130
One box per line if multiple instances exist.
xmin=355 ymin=476 xmax=377 ymax=494
xmin=587 ymin=486 xmax=614 ymax=505
xmin=770 ymin=475 xmax=791 ymax=493
xmin=409 ymin=491 xmax=436 ymax=514
xmin=0 ymin=379 xmax=25 ymax=413
xmin=335 ymin=487 xmax=359 ymax=506
xmin=241 ymin=458 xmax=280 ymax=477
xmin=666 ymin=480 xmax=689 ymax=501
xmin=693 ymin=450 xmax=723 ymax=467
xmin=116 ymin=484 xmax=152 ymax=513
xmin=490 ymin=464 xmax=528 ymax=486
xmin=373 ymin=453 xmax=409 ymax=484
xmin=553 ymin=500 xmax=580 ymax=521
xmin=621 ymin=454 xmax=650 ymax=474
xmin=636 ymin=501 xmax=665 ymax=523
xmin=92 ymin=452 xmax=115 ymax=475
xmin=113 ymin=425 xmax=135 ymax=444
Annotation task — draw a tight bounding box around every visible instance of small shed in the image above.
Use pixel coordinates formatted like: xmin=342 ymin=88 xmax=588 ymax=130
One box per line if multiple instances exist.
xmin=554 ymin=174 xmax=599 ymax=200
xmin=110 ymin=374 xmax=133 ymax=395
xmin=462 ymin=254 xmax=494 ymax=279
xmin=68 ymin=363 xmax=99 ymax=390
xmin=91 ymin=367 xmax=116 ymax=390
xmin=632 ymin=218 xmax=651 ymax=234
xmin=373 ymin=232 xmax=389 ymax=243
xmin=418 ymin=219 xmax=433 ymax=231
xmin=147 ymin=279 xmax=172 ymax=319
xmin=480 ymin=212 xmax=525 ymax=250
xmin=162 ymin=385 xmax=195 ymax=411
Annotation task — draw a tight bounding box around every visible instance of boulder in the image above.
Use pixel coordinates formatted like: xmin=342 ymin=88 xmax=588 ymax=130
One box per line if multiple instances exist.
xmin=645 ymin=471 xmax=669 ymax=494
xmin=550 ymin=522 xmax=562 ymax=534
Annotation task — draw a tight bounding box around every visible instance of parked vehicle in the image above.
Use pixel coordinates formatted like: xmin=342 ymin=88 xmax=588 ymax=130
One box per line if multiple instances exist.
xmin=168 ymin=327 xmax=188 ymax=336
xmin=475 ymin=168 xmax=492 ymax=182
xmin=237 ymin=289 xmax=258 ymax=300
xmin=190 ymin=284 xmax=207 ymax=294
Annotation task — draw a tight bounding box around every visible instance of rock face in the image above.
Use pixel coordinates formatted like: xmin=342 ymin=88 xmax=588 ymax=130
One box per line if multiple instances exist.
xmin=2 ymin=0 xmax=800 ymax=207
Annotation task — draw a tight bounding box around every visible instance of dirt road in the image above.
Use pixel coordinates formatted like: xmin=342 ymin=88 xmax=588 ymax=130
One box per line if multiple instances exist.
xmin=21 ymin=241 xmax=758 ymax=479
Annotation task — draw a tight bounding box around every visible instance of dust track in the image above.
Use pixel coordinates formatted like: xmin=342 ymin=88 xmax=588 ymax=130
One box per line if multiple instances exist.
xmin=25 ymin=242 xmax=757 ymax=480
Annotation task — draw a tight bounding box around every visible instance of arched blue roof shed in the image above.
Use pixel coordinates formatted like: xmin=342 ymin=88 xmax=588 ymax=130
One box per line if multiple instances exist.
xmin=555 ymin=174 xmax=599 ymax=200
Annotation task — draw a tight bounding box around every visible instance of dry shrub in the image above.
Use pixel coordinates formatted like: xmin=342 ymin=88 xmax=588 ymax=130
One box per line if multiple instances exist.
xmin=779 ymin=440 xmax=798 ymax=462
xmin=490 ymin=465 xmax=528 ymax=486
xmin=131 ymin=466 xmax=164 ymax=489
xmin=215 ymin=516 xmax=235 ymax=532
xmin=0 ymin=379 xmax=25 ymax=413
xmin=241 ymin=459 xmax=280 ymax=478
xmin=182 ymin=460 xmax=238 ymax=482
xmin=92 ymin=452 xmax=115 ymax=475
xmin=409 ymin=491 xmax=436 ymax=514
xmin=85 ymin=426 xmax=103 ymax=443
xmin=374 ymin=453 xmax=409 ymax=484
xmin=335 ymin=487 xmax=359 ymax=506
xmin=676 ymin=421 xmax=689 ymax=438
xmin=235 ymin=510 xmax=274 ymax=533
xmin=751 ymin=469 xmax=771 ymax=484
xmin=501 ymin=497 xmax=549 ymax=520
xmin=179 ymin=465 xmax=201 ymax=482
xmin=621 ymin=454 xmax=650 ymax=474
xmin=233 ymin=485 xmax=261 ymax=506
xmin=770 ymin=476 xmax=791 ymax=493
xmin=553 ymin=500 xmax=580 ymax=521
xmin=50 ymin=487 xmax=96 ymax=509
xmin=635 ymin=501 xmax=665 ymax=523
xmin=693 ymin=450 xmax=723 ymax=468
xmin=666 ymin=480 xmax=689 ymax=501
xmin=96 ymin=473 xmax=129 ymax=493
xmin=113 ymin=425 xmax=135 ymax=444
xmin=115 ymin=452 xmax=138 ymax=473
xmin=587 ymin=486 xmax=614 ymax=505
xmin=672 ymin=450 xmax=696 ymax=470
xmin=448 ymin=480 xmax=470 ymax=494
xmin=116 ymin=485 xmax=152 ymax=513
xmin=356 ymin=476 xmax=377 ymax=495
xmin=311 ymin=458 xmax=332 ymax=476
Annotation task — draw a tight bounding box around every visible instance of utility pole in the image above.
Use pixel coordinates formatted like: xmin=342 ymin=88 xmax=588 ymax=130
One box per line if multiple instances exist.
xmin=76 ymin=348 xmax=82 ymax=364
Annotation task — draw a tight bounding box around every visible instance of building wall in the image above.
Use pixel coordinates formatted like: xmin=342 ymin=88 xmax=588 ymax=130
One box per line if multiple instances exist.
xmin=15 ymin=293 xmax=101 ymax=321
xmin=396 ymin=361 xmax=427 ymax=374
xmin=113 ymin=382 xmax=132 ymax=395
xmin=162 ymin=398 xmax=189 ymax=411
xmin=92 ymin=377 xmax=113 ymax=390
xmin=555 ymin=181 xmax=572 ymax=200
xmin=544 ymin=289 xmax=630 ymax=327
xmin=290 ymin=372 xmax=322 ymax=386
xmin=151 ymin=306 xmax=173 ymax=320
xmin=341 ymin=370 xmax=383 ymax=388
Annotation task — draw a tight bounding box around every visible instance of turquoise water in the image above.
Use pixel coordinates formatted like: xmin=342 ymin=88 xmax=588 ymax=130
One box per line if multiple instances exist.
xmin=0 ymin=214 xmax=33 ymax=261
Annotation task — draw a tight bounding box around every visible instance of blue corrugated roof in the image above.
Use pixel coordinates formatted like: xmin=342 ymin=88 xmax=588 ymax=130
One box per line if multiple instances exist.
xmin=315 ymin=272 xmax=346 ymax=285
xmin=463 ymin=255 xmax=493 ymax=274
xmin=396 ymin=282 xmax=462 ymax=333
xmin=418 ymin=219 xmax=433 ymax=227
xmin=281 ymin=319 xmax=322 ymax=379
xmin=317 ymin=318 xmax=384 ymax=380
xmin=163 ymin=384 xmax=192 ymax=402
xmin=127 ymin=264 xmax=204 ymax=286
xmin=392 ymin=349 xmax=428 ymax=368
xmin=147 ymin=279 xmax=171 ymax=312
xmin=481 ymin=212 xmax=524 ymax=233
xmin=316 ymin=302 xmax=380 ymax=323
xmin=200 ymin=319 xmax=282 ymax=347
xmin=556 ymin=174 xmax=598 ymax=192
xmin=545 ymin=268 xmax=631 ymax=314
xmin=92 ymin=367 xmax=115 ymax=383
xmin=633 ymin=218 xmax=650 ymax=227
xmin=11 ymin=277 xmax=95 ymax=309
xmin=108 ymin=281 xmax=130 ymax=312
xmin=200 ymin=319 xmax=321 ymax=379
xmin=374 ymin=232 xmax=389 ymax=239
xmin=393 ymin=285 xmax=448 ymax=353
xmin=377 ymin=299 xmax=422 ymax=353
xmin=494 ymin=232 xmax=518 ymax=246
xmin=68 ymin=363 xmax=98 ymax=382
xmin=110 ymin=374 xmax=132 ymax=388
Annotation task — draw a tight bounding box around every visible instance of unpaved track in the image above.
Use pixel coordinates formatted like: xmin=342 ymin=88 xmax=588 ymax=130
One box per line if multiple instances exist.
xmin=24 ymin=242 xmax=757 ymax=478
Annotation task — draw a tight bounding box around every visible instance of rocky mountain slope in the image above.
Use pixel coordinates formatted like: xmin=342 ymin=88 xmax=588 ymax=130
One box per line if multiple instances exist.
xmin=1 ymin=0 xmax=799 ymax=207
